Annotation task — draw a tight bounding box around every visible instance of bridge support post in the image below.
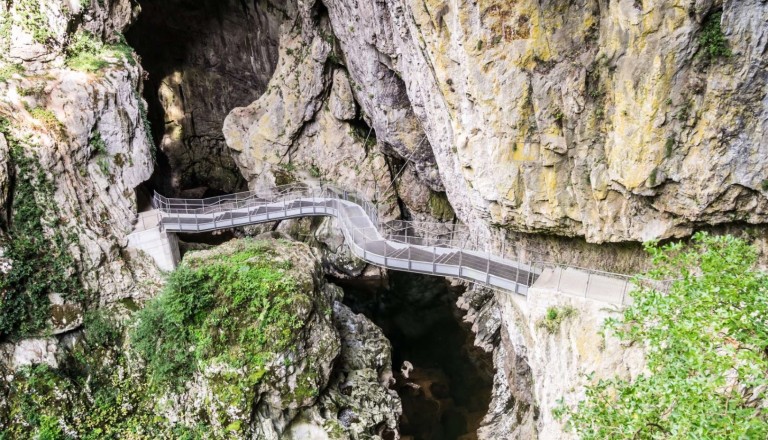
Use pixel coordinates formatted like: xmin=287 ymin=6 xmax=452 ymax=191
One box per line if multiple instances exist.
xmin=127 ymin=228 xmax=180 ymax=272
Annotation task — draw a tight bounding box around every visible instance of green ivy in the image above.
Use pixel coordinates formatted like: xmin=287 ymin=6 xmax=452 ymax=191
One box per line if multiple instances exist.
xmin=0 ymin=121 xmax=87 ymax=340
xmin=563 ymin=233 xmax=768 ymax=439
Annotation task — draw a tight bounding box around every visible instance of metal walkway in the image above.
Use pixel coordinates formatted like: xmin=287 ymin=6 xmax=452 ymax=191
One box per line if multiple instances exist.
xmin=149 ymin=184 xmax=539 ymax=295
xmin=133 ymin=183 xmax=650 ymax=304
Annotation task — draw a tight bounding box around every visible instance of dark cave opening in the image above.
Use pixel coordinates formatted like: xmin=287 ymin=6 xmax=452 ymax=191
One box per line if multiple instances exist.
xmin=125 ymin=0 xmax=282 ymax=198
xmin=333 ymin=272 xmax=494 ymax=440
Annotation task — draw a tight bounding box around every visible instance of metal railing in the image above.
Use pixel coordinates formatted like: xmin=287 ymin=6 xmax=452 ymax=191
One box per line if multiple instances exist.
xmin=148 ymin=183 xmax=652 ymax=305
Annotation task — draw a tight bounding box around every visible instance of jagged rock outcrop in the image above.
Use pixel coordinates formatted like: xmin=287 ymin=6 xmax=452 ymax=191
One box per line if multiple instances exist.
xmin=0 ymin=237 xmax=402 ymax=440
xmin=459 ymin=286 xmax=646 ymax=439
xmin=0 ymin=0 xmax=158 ymax=312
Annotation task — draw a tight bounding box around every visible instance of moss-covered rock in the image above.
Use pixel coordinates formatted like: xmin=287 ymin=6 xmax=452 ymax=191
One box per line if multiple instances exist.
xmin=0 ymin=237 xmax=401 ymax=440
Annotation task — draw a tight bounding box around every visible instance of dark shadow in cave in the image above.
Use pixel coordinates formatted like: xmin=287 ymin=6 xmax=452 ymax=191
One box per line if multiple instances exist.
xmin=125 ymin=0 xmax=282 ymax=198
xmin=333 ymin=272 xmax=494 ymax=440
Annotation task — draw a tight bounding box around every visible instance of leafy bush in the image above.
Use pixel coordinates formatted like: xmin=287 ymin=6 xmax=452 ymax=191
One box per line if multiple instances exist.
xmin=537 ymin=305 xmax=577 ymax=334
xmin=16 ymin=0 xmax=53 ymax=45
xmin=132 ymin=241 xmax=306 ymax=389
xmin=0 ymin=63 xmax=23 ymax=82
xmin=83 ymin=310 xmax=121 ymax=348
xmin=29 ymin=107 xmax=63 ymax=133
xmin=65 ymin=31 xmax=135 ymax=72
xmin=698 ymin=12 xmax=731 ymax=62
xmin=563 ymin=233 xmax=768 ymax=439
xmin=1 ymin=359 xmax=213 ymax=439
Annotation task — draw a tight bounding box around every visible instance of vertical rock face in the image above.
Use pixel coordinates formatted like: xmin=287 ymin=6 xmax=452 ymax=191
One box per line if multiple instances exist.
xmin=126 ymin=0 xmax=286 ymax=194
xmin=0 ymin=0 xmax=157 ymax=306
xmin=459 ymin=287 xmax=646 ymax=439
xmin=312 ymin=0 xmax=768 ymax=243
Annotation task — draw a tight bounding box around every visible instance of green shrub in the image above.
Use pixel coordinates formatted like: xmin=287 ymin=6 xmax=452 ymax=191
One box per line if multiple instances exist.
xmin=83 ymin=310 xmax=121 ymax=348
xmin=537 ymin=305 xmax=577 ymax=334
xmin=698 ymin=12 xmax=731 ymax=62
xmin=29 ymin=107 xmax=64 ymax=134
xmin=36 ymin=415 xmax=65 ymax=440
xmin=132 ymin=241 xmax=306 ymax=389
xmin=563 ymin=233 xmax=768 ymax=439
xmin=65 ymin=31 xmax=135 ymax=72
xmin=16 ymin=0 xmax=53 ymax=45
xmin=0 ymin=63 xmax=23 ymax=82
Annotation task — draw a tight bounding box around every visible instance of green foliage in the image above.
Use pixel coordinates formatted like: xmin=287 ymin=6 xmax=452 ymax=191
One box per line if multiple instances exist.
xmin=36 ymin=415 xmax=65 ymax=440
xmin=664 ymin=136 xmax=676 ymax=158
xmin=137 ymin=97 xmax=155 ymax=162
xmin=564 ymin=233 xmax=768 ymax=439
xmin=16 ymin=0 xmax=53 ymax=45
xmin=89 ymin=131 xmax=107 ymax=156
xmin=29 ymin=108 xmax=64 ymax=134
xmin=132 ymin=241 xmax=306 ymax=389
xmin=0 ymin=123 xmax=86 ymax=340
xmin=428 ymin=191 xmax=455 ymax=222
xmin=309 ymin=163 xmax=322 ymax=178
xmin=0 ymin=63 xmax=23 ymax=82
xmin=1 ymin=355 xmax=213 ymax=439
xmin=65 ymin=31 xmax=135 ymax=72
xmin=762 ymin=179 xmax=768 ymax=192
xmin=698 ymin=12 xmax=731 ymax=63
xmin=83 ymin=310 xmax=121 ymax=348
xmin=536 ymin=305 xmax=577 ymax=334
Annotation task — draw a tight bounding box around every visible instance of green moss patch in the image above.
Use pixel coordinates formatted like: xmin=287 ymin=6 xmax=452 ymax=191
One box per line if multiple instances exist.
xmin=0 ymin=119 xmax=87 ymax=340
xmin=132 ymin=239 xmax=311 ymax=389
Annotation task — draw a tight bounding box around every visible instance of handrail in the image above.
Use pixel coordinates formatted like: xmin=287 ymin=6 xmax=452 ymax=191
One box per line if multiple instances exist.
xmin=144 ymin=183 xmax=652 ymax=305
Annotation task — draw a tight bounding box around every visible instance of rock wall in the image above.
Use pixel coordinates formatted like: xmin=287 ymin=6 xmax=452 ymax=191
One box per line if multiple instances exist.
xmin=308 ymin=0 xmax=768 ymax=244
xmin=459 ymin=286 xmax=646 ymax=439
xmin=0 ymin=238 xmax=402 ymax=440
xmin=0 ymin=0 xmax=157 ymax=312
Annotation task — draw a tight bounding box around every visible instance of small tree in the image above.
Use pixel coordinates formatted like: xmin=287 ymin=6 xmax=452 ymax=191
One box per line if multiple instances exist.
xmin=564 ymin=232 xmax=768 ymax=439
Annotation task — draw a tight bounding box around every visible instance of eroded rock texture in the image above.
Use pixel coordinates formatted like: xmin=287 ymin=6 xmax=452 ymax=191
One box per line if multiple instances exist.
xmin=0 ymin=0 xmax=157 ymax=306
xmin=227 ymin=0 xmax=768 ymax=244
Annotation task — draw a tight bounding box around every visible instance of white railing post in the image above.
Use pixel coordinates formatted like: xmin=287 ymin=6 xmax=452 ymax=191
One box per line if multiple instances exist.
xmin=486 ymin=250 xmax=491 ymax=284
xmin=432 ymin=246 xmax=437 ymax=274
xmin=408 ymin=244 xmax=412 ymax=271
xmin=384 ymin=237 xmax=388 ymax=267
xmin=458 ymin=250 xmax=463 ymax=277
xmin=584 ymin=272 xmax=591 ymax=298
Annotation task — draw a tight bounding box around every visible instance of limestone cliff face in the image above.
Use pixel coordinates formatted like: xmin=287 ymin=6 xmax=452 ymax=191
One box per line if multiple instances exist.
xmin=459 ymin=287 xmax=645 ymax=439
xmin=0 ymin=0 xmax=156 ymax=312
xmin=226 ymin=0 xmax=768 ymax=244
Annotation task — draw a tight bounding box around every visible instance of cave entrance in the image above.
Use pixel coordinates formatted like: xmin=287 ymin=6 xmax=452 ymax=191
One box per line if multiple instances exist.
xmin=125 ymin=0 xmax=283 ymax=198
xmin=334 ymin=272 xmax=494 ymax=440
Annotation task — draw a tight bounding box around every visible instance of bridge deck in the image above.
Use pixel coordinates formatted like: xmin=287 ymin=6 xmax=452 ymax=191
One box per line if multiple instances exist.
xmin=139 ymin=184 xmax=639 ymax=304
xmin=154 ymin=192 xmax=539 ymax=294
